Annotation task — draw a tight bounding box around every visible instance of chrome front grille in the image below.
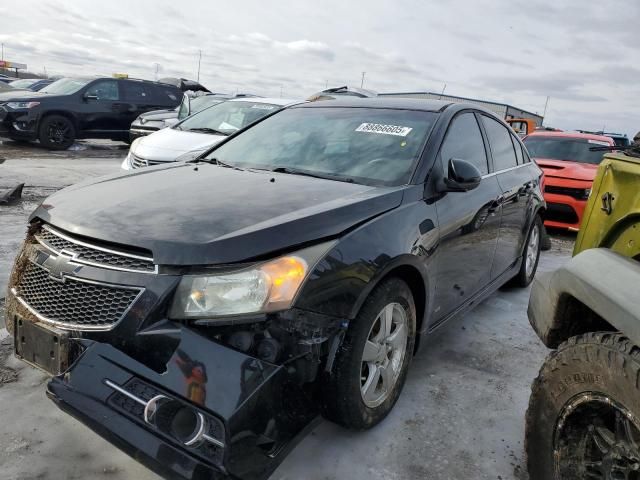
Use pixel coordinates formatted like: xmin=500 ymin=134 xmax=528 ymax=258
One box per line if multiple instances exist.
xmin=13 ymin=260 xmax=143 ymax=330
xmin=131 ymin=154 xmax=148 ymax=169
xmin=131 ymin=154 xmax=166 ymax=169
xmin=36 ymin=225 xmax=156 ymax=273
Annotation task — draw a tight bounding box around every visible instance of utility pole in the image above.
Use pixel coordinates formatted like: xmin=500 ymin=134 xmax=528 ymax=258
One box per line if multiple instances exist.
xmin=542 ymin=96 xmax=550 ymax=119
xmin=439 ymin=83 xmax=447 ymax=99
xmin=197 ymin=50 xmax=202 ymax=82
xmin=1 ymin=43 xmax=3 ymax=62
xmin=360 ymin=71 xmax=366 ymax=88
xmin=325 ymin=80 xmax=328 ymax=89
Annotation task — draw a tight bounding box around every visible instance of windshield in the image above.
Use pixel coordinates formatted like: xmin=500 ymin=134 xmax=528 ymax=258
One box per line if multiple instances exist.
xmin=40 ymin=77 xmax=91 ymax=95
xmin=8 ymin=79 xmax=38 ymax=88
xmin=177 ymin=100 xmax=281 ymax=134
xmin=524 ymin=136 xmax=610 ymax=164
xmin=206 ymin=106 xmax=436 ymax=186
xmin=190 ymin=96 xmax=224 ymax=114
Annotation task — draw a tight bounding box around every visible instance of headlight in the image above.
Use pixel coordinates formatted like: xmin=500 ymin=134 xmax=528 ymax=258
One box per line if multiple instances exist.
xmin=7 ymin=101 xmax=40 ymax=109
xmin=169 ymin=242 xmax=335 ymax=320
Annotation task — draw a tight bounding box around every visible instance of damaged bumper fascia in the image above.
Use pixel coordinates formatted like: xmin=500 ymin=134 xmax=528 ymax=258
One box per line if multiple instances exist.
xmin=46 ymin=323 xmax=327 ymax=480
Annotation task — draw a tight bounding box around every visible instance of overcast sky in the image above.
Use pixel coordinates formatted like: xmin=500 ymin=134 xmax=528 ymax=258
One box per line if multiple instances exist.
xmin=1 ymin=0 xmax=638 ymax=136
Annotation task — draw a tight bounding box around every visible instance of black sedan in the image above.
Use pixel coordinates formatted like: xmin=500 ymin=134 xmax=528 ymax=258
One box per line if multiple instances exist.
xmin=7 ymin=98 xmax=544 ymax=480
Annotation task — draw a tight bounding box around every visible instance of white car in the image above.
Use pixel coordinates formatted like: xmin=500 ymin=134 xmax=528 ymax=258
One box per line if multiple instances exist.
xmin=121 ymin=97 xmax=299 ymax=170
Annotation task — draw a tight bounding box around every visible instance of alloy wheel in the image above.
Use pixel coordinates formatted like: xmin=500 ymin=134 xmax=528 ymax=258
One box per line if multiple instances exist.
xmin=47 ymin=120 xmax=72 ymax=145
xmin=554 ymin=393 xmax=640 ymax=479
xmin=360 ymin=302 xmax=408 ymax=408
xmin=525 ymin=222 xmax=540 ymax=278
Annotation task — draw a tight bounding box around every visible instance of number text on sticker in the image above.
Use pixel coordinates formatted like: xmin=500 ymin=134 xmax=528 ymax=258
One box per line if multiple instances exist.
xmin=355 ymin=123 xmax=413 ymax=137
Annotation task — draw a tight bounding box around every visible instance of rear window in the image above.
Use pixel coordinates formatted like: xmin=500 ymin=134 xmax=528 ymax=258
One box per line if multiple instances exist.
xmin=523 ymin=136 xmax=609 ymax=164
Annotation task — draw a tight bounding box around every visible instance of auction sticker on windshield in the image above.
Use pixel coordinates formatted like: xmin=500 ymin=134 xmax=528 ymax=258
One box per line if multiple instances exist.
xmin=355 ymin=123 xmax=413 ymax=136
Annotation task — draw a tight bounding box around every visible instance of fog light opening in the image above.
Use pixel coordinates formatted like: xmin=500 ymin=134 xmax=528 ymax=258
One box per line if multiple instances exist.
xmin=170 ymin=407 xmax=205 ymax=445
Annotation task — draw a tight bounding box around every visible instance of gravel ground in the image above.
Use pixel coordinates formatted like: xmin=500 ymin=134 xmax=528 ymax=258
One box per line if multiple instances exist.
xmin=0 ymin=139 xmax=574 ymax=480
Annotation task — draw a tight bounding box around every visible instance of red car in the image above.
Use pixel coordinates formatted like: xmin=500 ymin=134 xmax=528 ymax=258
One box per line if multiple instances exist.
xmin=523 ymin=131 xmax=614 ymax=230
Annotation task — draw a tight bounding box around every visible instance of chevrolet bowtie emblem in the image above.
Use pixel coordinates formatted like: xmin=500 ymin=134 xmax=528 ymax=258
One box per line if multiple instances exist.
xmin=41 ymin=252 xmax=82 ymax=281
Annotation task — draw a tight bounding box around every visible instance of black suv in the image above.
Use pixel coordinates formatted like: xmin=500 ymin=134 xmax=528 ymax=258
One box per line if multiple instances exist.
xmin=7 ymin=98 xmax=544 ymax=480
xmin=0 ymin=77 xmax=181 ymax=149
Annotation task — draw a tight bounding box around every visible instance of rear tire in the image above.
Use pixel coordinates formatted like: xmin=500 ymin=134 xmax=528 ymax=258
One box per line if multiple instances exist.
xmin=526 ymin=333 xmax=640 ymax=479
xmin=38 ymin=115 xmax=75 ymax=150
xmin=512 ymin=215 xmax=542 ymax=287
xmin=321 ymin=278 xmax=416 ymax=430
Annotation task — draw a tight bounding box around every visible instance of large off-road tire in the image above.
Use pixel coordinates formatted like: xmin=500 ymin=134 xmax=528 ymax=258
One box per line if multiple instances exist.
xmin=322 ymin=278 xmax=416 ymax=430
xmin=512 ymin=215 xmax=542 ymax=287
xmin=38 ymin=114 xmax=75 ymax=150
xmin=526 ymin=332 xmax=640 ymax=479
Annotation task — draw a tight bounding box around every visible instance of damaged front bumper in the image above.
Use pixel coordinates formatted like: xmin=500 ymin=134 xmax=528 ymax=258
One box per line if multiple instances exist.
xmin=45 ymin=325 xmax=320 ymax=480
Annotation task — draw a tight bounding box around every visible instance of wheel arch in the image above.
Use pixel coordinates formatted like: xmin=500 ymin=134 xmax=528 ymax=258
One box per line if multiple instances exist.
xmin=349 ymin=257 xmax=429 ymax=354
xmin=39 ymin=110 xmax=79 ymax=132
xmin=545 ymin=293 xmax=617 ymax=348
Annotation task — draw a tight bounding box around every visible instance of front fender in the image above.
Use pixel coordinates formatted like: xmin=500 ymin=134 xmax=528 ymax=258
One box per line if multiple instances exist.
xmin=295 ymin=192 xmax=437 ymax=328
xmin=528 ymin=248 xmax=640 ymax=348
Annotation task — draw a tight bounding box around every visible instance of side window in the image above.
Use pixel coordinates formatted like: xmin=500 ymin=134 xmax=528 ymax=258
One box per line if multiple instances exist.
xmin=481 ymin=116 xmax=518 ymax=171
xmin=512 ymin=135 xmax=524 ymax=165
xmin=157 ymin=86 xmax=180 ymax=104
xmin=122 ymin=82 xmax=151 ymax=102
xmin=177 ymin=96 xmax=189 ymax=119
xmin=85 ymin=80 xmax=119 ymax=101
xmin=439 ymin=112 xmax=489 ymax=175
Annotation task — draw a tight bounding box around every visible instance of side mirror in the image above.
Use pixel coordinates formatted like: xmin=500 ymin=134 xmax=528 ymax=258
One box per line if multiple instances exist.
xmin=83 ymin=93 xmax=98 ymax=101
xmin=443 ymin=158 xmax=482 ymax=192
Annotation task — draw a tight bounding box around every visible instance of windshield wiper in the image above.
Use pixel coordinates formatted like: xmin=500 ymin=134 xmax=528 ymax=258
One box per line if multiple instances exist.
xmin=187 ymin=127 xmax=229 ymax=136
xmin=192 ymin=157 xmax=246 ymax=171
xmin=269 ymin=166 xmax=354 ymax=183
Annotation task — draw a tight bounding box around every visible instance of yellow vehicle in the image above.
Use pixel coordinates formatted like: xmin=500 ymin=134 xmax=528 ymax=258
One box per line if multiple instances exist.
xmin=525 ymin=133 xmax=640 ymax=479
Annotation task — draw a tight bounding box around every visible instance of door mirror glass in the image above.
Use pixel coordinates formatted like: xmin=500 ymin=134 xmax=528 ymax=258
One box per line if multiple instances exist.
xmin=444 ymin=158 xmax=482 ymax=192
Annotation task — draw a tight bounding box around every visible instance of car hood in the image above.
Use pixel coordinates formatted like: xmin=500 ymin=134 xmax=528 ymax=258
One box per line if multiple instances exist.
xmin=534 ymin=158 xmax=598 ymax=181
xmin=0 ymin=90 xmax=48 ymax=101
xmin=132 ymin=127 xmax=224 ymax=162
xmin=134 ymin=109 xmax=178 ymax=124
xmin=31 ymin=164 xmax=404 ymax=265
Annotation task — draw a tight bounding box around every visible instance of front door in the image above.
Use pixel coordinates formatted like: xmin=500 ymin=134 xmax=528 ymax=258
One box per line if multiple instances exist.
xmin=430 ymin=112 xmax=502 ymax=324
xmin=78 ymin=79 xmax=122 ymax=135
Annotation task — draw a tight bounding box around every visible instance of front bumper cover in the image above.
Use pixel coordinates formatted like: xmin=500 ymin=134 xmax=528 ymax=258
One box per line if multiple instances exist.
xmin=45 ymin=326 xmax=320 ymax=480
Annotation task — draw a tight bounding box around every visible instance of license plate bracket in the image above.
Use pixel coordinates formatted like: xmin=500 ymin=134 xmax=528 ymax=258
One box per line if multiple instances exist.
xmin=14 ymin=318 xmax=73 ymax=376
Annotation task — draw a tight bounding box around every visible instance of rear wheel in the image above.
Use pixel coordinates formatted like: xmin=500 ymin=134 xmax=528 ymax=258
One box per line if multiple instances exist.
xmin=38 ymin=115 xmax=75 ymax=150
xmin=526 ymin=333 xmax=640 ymax=479
xmin=512 ymin=215 xmax=542 ymax=287
xmin=322 ymin=278 xmax=416 ymax=430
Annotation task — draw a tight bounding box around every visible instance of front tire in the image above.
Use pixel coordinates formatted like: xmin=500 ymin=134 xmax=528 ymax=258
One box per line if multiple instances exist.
xmin=526 ymin=333 xmax=640 ymax=479
xmin=38 ymin=115 xmax=75 ymax=150
xmin=322 ymin=278 xmax=416 ymax=430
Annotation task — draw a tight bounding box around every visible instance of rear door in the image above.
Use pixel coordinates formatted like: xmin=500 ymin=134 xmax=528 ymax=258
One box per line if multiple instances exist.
xmin=430 ymin=111 xmax=503 ymax=324
xmin=480 ymin=115 xmax=536 ymax=279
xmin=77 ymin=79 xmax=122 ymax=135
xmin=120 ymin=81 xmax=158 ymax=129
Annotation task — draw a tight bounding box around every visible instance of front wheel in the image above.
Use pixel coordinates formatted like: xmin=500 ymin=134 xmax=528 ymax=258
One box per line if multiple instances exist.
xmin=526 ymin=333 xmax=640 ymax=479
xmin=38 ymin=115 xmax=75 ymax=150
xmin=321 ymin=278 xmax=416 ymax=430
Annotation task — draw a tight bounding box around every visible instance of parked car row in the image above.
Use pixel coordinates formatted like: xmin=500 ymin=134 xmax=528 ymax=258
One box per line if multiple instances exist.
xmin=8 ymin=95 xmax=546 ymax=480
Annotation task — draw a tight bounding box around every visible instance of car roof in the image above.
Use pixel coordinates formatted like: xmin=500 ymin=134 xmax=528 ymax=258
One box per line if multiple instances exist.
xmin=526 ymin=130 xmax=614 ymax=144
xmin=227 ymin=97 xmax=300 ymax=106
xmin=295 ymin=97 xmax=454 ymax=112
